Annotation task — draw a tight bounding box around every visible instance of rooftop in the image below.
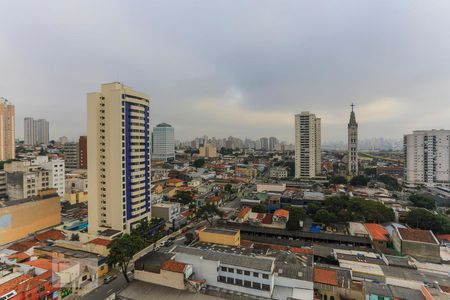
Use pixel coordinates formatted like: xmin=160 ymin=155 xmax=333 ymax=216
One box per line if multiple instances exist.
xmin=174 ymin=246 xmax=274 ymax=272
xmin=364 ymin=223 xmax=389 ymax=242
xmin=273 ymin=209 xmax=289 ymax=218
xmin=161 ymin=260 xmax=187 ymax=273
xmin=314 ymin=267 xmax=337 ymax=286
xmin=397 ymin=228 xmax=439 ymax=244
xmin=203 ymin=228 xmax=239 ymax=236
xmin=86 ymin=238 xmax=111 ymax=246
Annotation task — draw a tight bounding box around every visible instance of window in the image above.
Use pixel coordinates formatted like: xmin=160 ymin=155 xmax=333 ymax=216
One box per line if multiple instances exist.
xmin=221 ymin=267 xmax=227 ymax=272
xmin=235 ymin=279 xmax=243 ymax=286
xmin=226 ymin=277 xmax=234 ymax=284
xmin=262 ymin=274 xmax=269 ymax=279
xmin=218 ymin=276 xmax=226 ymax=283
xmin=253 ymin=272 xmax=259 ymax=277
xmin=244 ymin=280 xmax=251 ymax=288
xmin=236 ymin=269 xmax=242 ymax=274
xmin=262 ymin=284 xmax=270 ymax=291
xmin=252 ymin=282 xmax=261 ymax=290
xmin=228 ymin=268 xmax=234 ymax=273
xmin=244 ymin=270 xmax=250 ymax=276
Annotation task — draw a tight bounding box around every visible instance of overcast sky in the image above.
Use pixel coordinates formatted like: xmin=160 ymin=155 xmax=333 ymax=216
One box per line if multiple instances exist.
xmin=1 ymin=1 xmax=450 ymax=143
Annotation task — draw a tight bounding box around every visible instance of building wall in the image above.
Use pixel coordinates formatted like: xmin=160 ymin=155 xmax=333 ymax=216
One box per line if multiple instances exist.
xmin=152 ymin=123 xmax=175 ymax=161
xmin=79 ymin=136 xmax=88 ymax=169
xmin=23 ymin=117 xmax=49 ymax=145
xmin=401 ymin=240 xmax=440 ymax=263
xmin=295 ymin=112 xmax=321 ymax=178
xmin=135 ymin=269 xmax=185 ymax=290
xmin=0 ymin=194 xmax=61 ymax=245
xmin=64 ymin=191 xmax=88 ymax=205
xmin=151 ymin=203 xmax=180 ymax=222
xmin=88 ymin=82 xmax=151 ymax=234
xmin=198 ymin=230 xmax=240 ymax=247
xmin=43 ymin=159 xmax=65 ymax=197
xmin=0 ymin=98 xmax=15 ymax=160
xmin=64 ymin=142 xmax=79 ymax=169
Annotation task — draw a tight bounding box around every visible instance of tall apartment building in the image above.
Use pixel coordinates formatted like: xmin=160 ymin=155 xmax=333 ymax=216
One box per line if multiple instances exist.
xmin=79 ymin=135 xmax=87 ymax=169
xmin=88 ymin=82 xmax=151 ymax=234
xmin=348 ymin=104 xmax=358 ymax=176
xmin=268 ymin=137 xmax=278 ymax=151
xmin=295 ymin=112 xmax=321 ymax=178
xmin=404 ymin=130 xmax=450 ymax=187
xmin=64 ymin=142 xmax=79 ymax=169
xmin=199 ymin=143 xmax=218 ymax=158
xmin=0 ymin=98 xmax=15 ymax=160
xmin=42 ymin=158 xmax=65 ymax=197
xmin=260 ymin=137 xmax=269 ymax=150
xmin=151 ymin=123 xmax=175 ymax=161
xmin=24 ymin=117 xmax=49 ymax=145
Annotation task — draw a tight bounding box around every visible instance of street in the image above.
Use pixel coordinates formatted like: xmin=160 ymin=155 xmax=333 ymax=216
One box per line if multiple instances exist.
xmin=82 ymin=273 xmax=129 ymax=300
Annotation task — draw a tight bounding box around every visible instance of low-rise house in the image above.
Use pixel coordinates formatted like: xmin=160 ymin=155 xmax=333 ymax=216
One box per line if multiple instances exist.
xmin=273 ymin=209 xmax=289 ymax=224
xmin=392 ymin=228 xmax=440 ymax=263
xmin=152 ymin=202 xmax=181 ymax=223
xmin=364 ymin=223 xmax=390 ymax=251
xmin=237 ymin=207 xmax=251 ymax=223
xmin=198 ymin=228 xmax=240 ymax=247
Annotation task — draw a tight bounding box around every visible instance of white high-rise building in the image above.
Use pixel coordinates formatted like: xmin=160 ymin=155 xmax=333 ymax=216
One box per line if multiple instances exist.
xmin=295 ymin=112 xmax=321 ymax=178
xmin=404 ymin=129 xmax=450 ymax=187
xmin=151 ymin=123 xmax=175 ymax=161
xmin=42 ymin=158 xmax=65 ymax=197
xmin=347 ymin=104 xmax=358 ymax=176
xmin=24 ymin=117 xmax=49 ymax=145
xmin=88 ymin=82 xmax=151 ymax=234
xmin=269 ymin=137 xmax=279 ymax=151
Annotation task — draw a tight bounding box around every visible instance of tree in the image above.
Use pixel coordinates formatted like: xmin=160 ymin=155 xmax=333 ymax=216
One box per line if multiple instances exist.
xmin=196 ymin=204 xmax=223 ymax=225
xmin=286 ymin=206 xmax=306 ymax=231
xmin=409 ymin=194 xmax=436 ymax=210
xmin=330 ymin=176 xmax=347 ymax=185
xmin=193 ymin=158 xmax=205 ymax=168
xmin=252 ymin=204 xmax=267 ymax=213
xmin=377 ymin=175 xmax=400 ymax=191
xmin=108 ymin=234 xmax=145 ymax=283
xmin=350 ymin=175 xmax=370 ymax=186
xmin=177 ymin=191 xmax=194 ymax=205
xmin=405 ymin=208 xmax=450 ymax=234
xmin=364 ymin=168 xmax=377 ymax=177
xmin=185 ymin=232 xmax=195 ymax=244
xmin=314 ymin=209 xmax=337 ymax=226
xmin=307 ymin=202 xmax=321 ymax=216
xmin=70 ymin=233 xmax=80 ymax=241
xmin=224 ymin=184 xmax=232 ymax=193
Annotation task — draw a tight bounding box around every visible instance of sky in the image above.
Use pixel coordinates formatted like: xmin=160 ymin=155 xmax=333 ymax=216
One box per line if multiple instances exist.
xmin=1 ymin=1 xmax=450 ymax=143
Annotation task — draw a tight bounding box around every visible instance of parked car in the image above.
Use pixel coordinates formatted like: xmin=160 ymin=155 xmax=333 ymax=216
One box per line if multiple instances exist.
xmin=104 ymin=275 xmax=117 ymax=284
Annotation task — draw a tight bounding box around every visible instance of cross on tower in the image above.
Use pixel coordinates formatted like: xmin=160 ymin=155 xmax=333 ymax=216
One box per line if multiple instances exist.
xmin=351 ymin=103 xmax=355 ymax=112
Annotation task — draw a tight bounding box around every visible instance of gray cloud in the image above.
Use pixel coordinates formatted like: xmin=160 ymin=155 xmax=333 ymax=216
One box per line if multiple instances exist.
xmin=1 ymin=0 xmax=450 ymax=143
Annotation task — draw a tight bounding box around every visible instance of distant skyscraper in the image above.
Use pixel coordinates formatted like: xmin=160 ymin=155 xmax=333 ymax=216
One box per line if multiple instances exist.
xmin=0 ymin=98 xmax=15 ymax=160
xmin=269 ymin=137 xmax=279 ymax=151
xmin=260 ymin=137 xmax=269 ymax=150
xmin=152 ymin=123 xmax=175 ymax=161
xmin=88 ymin=82 xmax=151 ymax=234
xmin=295 ymin=112 xmax=321 ymax=178
xmin=348 ymin=104 xmax=358 ymax=176
xmin=24 ymin=117 xmax=49 ymax=145
xmin=78 ymin=136 xmax=87 ymax=169
xmin=404 ymin=129 xmax=450 ymax=187
xmin=64 ymin=142 xmax=79 ymax=169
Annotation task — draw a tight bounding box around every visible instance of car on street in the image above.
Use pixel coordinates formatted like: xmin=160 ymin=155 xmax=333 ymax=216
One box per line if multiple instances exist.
xmin=104 ymin=275 xmax=117 ymax=284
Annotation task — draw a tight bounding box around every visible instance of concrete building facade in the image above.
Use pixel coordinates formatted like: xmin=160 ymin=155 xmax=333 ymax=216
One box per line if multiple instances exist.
xmin=0 ymin=98 xmax=15 ymax=160
xmin=88 ymin=82 xmax=151 ymax=234
xmin=199 ymin=144 xmax=217 ymax=158
xmin=151 ymin=123 xmax=175 ymax=161
xmin=295 ymin=112 xmax=321 ymax=178
xmin=348 ymin=104 xmax=358 ymax=176
xmin=404 ymin=129 xmax=450 ymax=187
xmin=64 ymin=142 xmax=79 ymax=169
xmin=24 ymin=117 xmax=49 ymax=145
xmin=79 ymin=135 xmax=87 ymax=169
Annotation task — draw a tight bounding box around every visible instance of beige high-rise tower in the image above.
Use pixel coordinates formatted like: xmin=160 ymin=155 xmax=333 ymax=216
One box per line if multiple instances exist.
xmin=295 ymin=112 xmax=321 ymax=178
xmin=88 ymin=83 xmax=151 ymax=234
xmin=0 ymin=98 xmax=15 ymax=160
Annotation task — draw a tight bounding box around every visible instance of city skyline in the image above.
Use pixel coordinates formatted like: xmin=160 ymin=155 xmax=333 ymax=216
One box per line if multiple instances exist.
xmin=2 ymin=1 xmax=450 ymax=143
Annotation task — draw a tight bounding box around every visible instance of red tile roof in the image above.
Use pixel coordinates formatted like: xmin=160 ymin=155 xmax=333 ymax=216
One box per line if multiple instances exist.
xmin=161 ymin=260 xmax=187 ymax=273
xmin=314 ymin=267 xmax=338 ymax=286
xmin=274 ymin=209 xmax=289 ymax=218
xmin=261 ymin=213 xmax=273 ymax=224
xmin=256 ymin=213 xmax=265 ymax=220
xmin=238 ymin=207 xmax=251 ymax=219
xmin=7 ymin=252 xmax=30 ymax=262
xmin=86 ymin=238 xmax=111 ymax=246
xmin=25 ymin=258 xmax=53 ymax=271
xmin=436 ymin=234 xmax=450 ymax=242
xmin=7 ymin=241 xmax=39 ymax=252
xmin=35 ymin=229 xmax=67 ymax=242
xmin=290 ymin=247 xmax=314 ymax=255
xmin=364 ymin=223 xmax=389 ymax=242
xmin=397 ymin=228 xmax=438 ymax=244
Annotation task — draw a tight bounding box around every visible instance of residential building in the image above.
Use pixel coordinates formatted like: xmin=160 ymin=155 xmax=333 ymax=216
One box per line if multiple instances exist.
xmin=295 ymin=112 xmax=321 ymax=178
xmin=392 ymin=227 xmax=440 ymax=263
xmin=24 ymin=117 xmax=49 ymax=145
xmin=4 ymin=160 xmax=51 ymax=200
xmin=64 ymin=142 xmax=79 ymax=169
xmin=0 ymin=171 xmax=6 ymax=200
xmin=199 ymin=143 xmax=217 ymax=158
xmin=198 ymin=228 xmax=240 ymax=246
xmin=151 ymin=202 xmax=180 ymax=223
xmin=42 ymin=158 xmax=65 ymax=197
xmin=348 ymin=104 xmax=358 ymax=176
xmin=260 ymin=137 xmax=269 ymax=150
xmin=152 ymin=123 xmax=175 ymax=161
xmin=269 ymin=137 xmax=278 ymax=151
xmin=0 ymin=98 xmax=15 ymax=160
xmin=269 ymin=167 xmax=288 ymax=179
xmin=404 ymin=129 xmax=450 ymax=187
xmin=87 ymin=82 xmax=151 ymax=234
xmin=78 ymin=135 xmax=87 ymax=169
xmin=0 ymin=189 xmax=61 ymax=245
